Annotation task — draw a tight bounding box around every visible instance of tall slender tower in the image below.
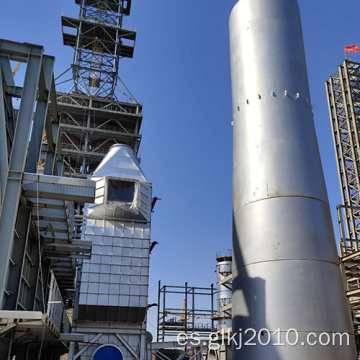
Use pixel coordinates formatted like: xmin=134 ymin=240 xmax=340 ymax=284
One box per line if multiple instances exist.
xmin=326 ymin=60 xmax=360 ymax=240
xmin=326 ymin=59 xmax=360 ymax=344
xmin=230 ymin=0 xmax=356 ymax=358
xmin=215 ymin=250 xmax=232 ymax=331
xmin=57 ymin=0 xmax=142 ymax=178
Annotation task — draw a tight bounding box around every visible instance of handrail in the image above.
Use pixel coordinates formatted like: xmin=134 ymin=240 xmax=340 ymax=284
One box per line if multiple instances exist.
xmin=46 ymin=271 xmax=70 ymax=334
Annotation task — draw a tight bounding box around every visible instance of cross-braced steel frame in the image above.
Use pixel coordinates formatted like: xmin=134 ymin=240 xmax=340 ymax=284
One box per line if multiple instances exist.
xmin=326 ymin=60 xmax=360 ymax=246
xmin=56 ymin=0 xmax=142 ymax=178
xmin=326 ymin=59 xmax=360 ymax=344
xmin=56 ymin=92 xmax=142 ymax=178
xmin=0 ymin=38 xmax=97 ymax=360
xmin=0 ymin=39 xmax=67 ymax=360
xmin=157 ymin=281 xmax=216 ymax=342
xmin=61 ymin=0 xmax=134 ymax=98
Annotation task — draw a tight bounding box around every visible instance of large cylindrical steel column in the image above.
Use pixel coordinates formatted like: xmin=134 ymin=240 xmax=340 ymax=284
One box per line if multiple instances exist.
xmin=230 ymin=0 xmax=357 ymax=358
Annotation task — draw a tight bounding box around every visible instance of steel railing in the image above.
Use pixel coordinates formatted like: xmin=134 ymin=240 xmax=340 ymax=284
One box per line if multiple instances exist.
xmin=46 ymin=271 xmax=70 ymax=334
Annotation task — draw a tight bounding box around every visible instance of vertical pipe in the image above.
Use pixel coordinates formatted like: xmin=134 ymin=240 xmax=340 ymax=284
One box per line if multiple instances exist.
xmin=192 ymin=287 xmax=195 ymax=332
xmin=0 ymin=71 xmax=8 ymax=205
xmin=210 ymin=283 xmax=214 ymax=331
xmin=140 ymin=324 xmax=146 ymax=360
xmin=157 ymin=280 xmax=161 ymax=342
xmin=184 ymin=282 xmax=188 ymax=335
xmin=6 ymin=328 xmax=14 ymax=360
xmin=162 ymin=285 xmax=166 ymax=341
xmin=229 ymin=0 xmax=357 ymax=358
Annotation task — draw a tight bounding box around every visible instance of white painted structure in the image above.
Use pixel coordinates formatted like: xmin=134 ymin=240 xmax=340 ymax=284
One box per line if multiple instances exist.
xmin=71 ymin=144 xmax=152 ymax=360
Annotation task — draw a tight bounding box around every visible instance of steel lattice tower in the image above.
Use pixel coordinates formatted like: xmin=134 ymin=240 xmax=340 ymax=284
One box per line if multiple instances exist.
xmin=326 ymin=60 xmax=360 ymax=246
xmin=62 ymin=0 xmax=134 ymax=98
xmin=56 ymin=0 xmax=142 ymax=177
xmin=326 ymin=59 xmax=360 ymax=342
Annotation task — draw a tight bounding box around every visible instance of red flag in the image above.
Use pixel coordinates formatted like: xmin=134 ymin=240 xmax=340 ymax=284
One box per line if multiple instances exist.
xmin=344 ymin=44 xmax=359 ymax=53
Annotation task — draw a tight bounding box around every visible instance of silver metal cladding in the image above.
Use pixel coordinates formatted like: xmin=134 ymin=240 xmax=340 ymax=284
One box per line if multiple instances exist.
xmin=229 ymin=0 xmax=356 ymax=358
xmin=216 ymin=259 xmax=232 ymax=330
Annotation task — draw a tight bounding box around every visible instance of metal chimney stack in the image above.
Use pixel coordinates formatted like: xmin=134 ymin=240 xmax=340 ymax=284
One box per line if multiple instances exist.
xmin=215 ymin=250 xmax=232 ymax=331
xmin=229 ymin=0 xmax=356 ymax=358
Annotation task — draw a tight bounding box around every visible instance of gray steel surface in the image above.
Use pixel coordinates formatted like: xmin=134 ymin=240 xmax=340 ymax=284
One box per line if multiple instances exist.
xmin=73 ymin=144 xmax=151 ymax=360
xmin=216 ymin=254 xmax=232 ymax=330
xmin=78 ymin=147 xmax=151 ymax=317
xmin=230 ymin=0 xmax=356 ymax=358
xmin=0 ymin=41 xmax=43 ymax=307
xmin=0 ymin=39 xmax=80 ymax=359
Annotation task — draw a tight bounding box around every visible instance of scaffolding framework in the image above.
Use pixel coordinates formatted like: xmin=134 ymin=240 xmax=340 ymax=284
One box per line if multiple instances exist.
xmin=326 ymin=59 xmax=360 ymax=338
xmin=57 ymin=0 xmax=142 ymax=178
xmin=61 ymin=0 xmax=135 ymax=98
xmin=57 ymin=92 xmax=142 ymax=177
xmin=0 ymin=0 xmax=145 ymax=358
xmin=157 ymin=282 xmax=216 ymax=342
xmin=0 ymin=38 xmax=96 ymax=359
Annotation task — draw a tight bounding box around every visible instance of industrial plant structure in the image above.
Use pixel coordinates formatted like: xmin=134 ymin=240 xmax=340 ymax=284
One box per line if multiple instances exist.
xmin=69 ymin=144 xmax=152 ymax=359
xmin=57 ymin=0 xmax=142 ymax=178
xmin=156 ymin=282 xmax=215 ymax=342
xmin=326 ymin=58 xmax=360 ymax=345
xmin=1 ymin=0 xmax=360 ymax=359
xmin=0 ymin=0 xmax=151 ymax=359
xmin=213 ymin=250 xmax=232 ymax=332
xmin=0 ymin=38 xmax=97 ymax=359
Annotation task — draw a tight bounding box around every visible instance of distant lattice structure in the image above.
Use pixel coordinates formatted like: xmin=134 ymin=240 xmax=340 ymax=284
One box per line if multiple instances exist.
xmin=326 ymin=59 xmax=360 ymax=343
xmin=61 ymin=0 xmax=135 ymax=98
xmin=55 ymin=0 xmax=142 ymax=178
xmin=326 ymin=60 xmax=360 ymax=243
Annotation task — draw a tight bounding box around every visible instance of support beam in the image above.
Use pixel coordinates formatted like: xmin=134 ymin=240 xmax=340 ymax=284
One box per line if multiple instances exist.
xmin=0 ymin=70 xmax=8 ymax=206
xmin=59 ymin=333 xmax=84 ymax=342
xmin=0 ymin=54 xmax=15 ymax=87
xmin=73 ymin=333 xmax=102 ymax=359
xmin=0 ymin=44 xmax=43 ymax=307
xmin=115 ymin=333 xmax=140 ymax=360
xmin=26 ymin=56 xmax=55 ymax=173
xmin=22 ymin=173 xmax=96 ymax=203
xmin=4 ymin=206 xmax=31 ymax=310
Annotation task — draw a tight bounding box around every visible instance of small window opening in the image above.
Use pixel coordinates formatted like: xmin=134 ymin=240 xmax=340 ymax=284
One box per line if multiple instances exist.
xmin=107 ymin=179 xmax=135 ymax=202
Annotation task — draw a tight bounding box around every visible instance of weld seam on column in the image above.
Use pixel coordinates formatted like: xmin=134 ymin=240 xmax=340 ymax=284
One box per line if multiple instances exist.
xmin=233 ymin=258 xmax=341 ymax=273
xmin=235 ymin=194 xmax=330 ymax=212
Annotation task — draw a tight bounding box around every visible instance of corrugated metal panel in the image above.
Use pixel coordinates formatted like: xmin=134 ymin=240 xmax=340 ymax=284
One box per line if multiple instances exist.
xmin=28 ymin=198 xmax=64 ymax=207
xmin=24 ymin=182 xmax=94 ymax=198
xmin=34 ymin=208 xmax=67 ymax=220
xmin=77 ymin=144 xmax=151 ymax=322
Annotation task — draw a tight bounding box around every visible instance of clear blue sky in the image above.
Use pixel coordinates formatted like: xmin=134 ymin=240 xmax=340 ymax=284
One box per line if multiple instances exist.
xmin=1 ymin=0 xmax=359 ymax=337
